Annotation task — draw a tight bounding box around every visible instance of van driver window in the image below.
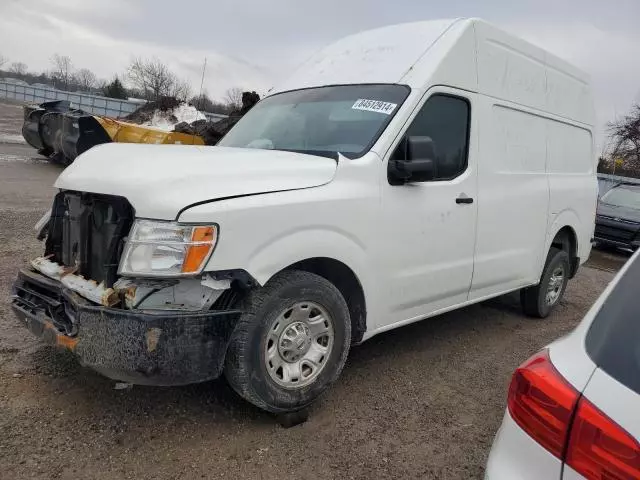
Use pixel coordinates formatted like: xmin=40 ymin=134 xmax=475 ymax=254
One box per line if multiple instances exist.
xmin=394 ymin=94 xmax=470 ymax=181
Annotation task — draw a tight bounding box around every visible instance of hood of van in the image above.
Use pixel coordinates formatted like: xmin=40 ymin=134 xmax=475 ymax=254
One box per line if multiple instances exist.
xmin=55 ymin=143 xmax=337 ymax=219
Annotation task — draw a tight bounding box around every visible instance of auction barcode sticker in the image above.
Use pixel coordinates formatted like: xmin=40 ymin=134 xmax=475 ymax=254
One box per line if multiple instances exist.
xmin=352 ymin=99 xmax=397 ymax=115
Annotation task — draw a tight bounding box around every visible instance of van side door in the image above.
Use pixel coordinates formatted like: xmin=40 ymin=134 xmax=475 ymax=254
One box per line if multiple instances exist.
xmin=468 ymin=98 xmax=550 ymax=300
xmin=377 ymin=87 xmax=478 ymax=329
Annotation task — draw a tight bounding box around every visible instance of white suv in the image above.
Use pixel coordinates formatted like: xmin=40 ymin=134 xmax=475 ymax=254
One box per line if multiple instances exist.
xmin=486 ymin=250 xmax=640 ymax=479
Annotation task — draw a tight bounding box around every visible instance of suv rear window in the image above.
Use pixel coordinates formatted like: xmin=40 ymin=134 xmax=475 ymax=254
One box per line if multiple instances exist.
xmin=586 ymin=252 xmax=640 ymax=395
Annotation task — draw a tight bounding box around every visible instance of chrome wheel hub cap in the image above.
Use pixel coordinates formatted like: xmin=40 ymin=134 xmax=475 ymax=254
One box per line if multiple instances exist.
xmin=545 ymin=265 xmax=565 ymax=306
xmin=278 ymin=322 xmax=312 ymax=362
xmin=265 ymin=302 xmax=334 ymax=389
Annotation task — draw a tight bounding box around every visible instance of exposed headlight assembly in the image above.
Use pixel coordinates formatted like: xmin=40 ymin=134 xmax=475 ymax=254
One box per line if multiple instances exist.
xmin=118 ymin=220 xmax=218 ymax=277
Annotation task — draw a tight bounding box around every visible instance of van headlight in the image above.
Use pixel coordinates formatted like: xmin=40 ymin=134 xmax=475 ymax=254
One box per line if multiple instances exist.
xmin=118 ymin=220 xmax=218 ymax=277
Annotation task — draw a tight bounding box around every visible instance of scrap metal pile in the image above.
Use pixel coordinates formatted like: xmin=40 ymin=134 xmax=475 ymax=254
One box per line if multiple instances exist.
xmin=173 ymin=91 xmax=260 ymax=145
xmin=21 ymin=92 xmax=259 ymax=165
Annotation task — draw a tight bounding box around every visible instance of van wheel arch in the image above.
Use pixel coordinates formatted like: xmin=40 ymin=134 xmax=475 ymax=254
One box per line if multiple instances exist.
xmin=217 ymin=259 xmax=367 ymax=344
xmin=550 ymin=226 xmax=579 ymax=277
xmin=284 ymin=258 xmax=367 ymax=344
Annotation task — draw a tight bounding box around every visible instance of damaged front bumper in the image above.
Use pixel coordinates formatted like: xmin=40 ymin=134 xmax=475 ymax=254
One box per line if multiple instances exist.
xmin=11 ymin=269 xmax=242 ymax=386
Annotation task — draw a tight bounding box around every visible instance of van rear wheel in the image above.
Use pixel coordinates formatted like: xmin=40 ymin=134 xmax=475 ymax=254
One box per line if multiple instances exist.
xmin=521 ymin=248 xmax=570 ymax=318
xmin=224 ymin=270 xmax=351 ymax=413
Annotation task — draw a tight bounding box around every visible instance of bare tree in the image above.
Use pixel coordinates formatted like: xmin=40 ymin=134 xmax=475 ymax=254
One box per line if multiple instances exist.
xmin=0 ymin=54 xmax=7 ymax=69
xmin=608 ymin=104 xmax=640 ymax=172
xmin=170 ymin=78 xmax=192 ymax=102
xmin=9 ymin=62 xmax=28 ymax=75
xmin=51 ymin=54 xmax=73 ymax=90
xmin=127 ymin=57 xmax=176 ymax=101
xmin=224 ymin=87 xmax=243 ymax=110
xmin=75 ymin=68 xmax=97 ymax=91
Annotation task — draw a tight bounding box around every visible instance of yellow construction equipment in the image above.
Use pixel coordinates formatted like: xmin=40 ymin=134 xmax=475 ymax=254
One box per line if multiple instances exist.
xmin=96 ymin=117 xmax=204 ymax=146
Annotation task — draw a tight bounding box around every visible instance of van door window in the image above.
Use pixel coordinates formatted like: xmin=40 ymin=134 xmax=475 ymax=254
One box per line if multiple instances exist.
xmin=393 ymin=94 xmax=470 ymax=181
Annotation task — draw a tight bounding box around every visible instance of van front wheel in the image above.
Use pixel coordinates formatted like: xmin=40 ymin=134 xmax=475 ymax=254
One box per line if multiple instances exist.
xmin=521 ymin=248 xmax=570 ymax=318
xmin=224 ymin=270 xmax=351 ymax=413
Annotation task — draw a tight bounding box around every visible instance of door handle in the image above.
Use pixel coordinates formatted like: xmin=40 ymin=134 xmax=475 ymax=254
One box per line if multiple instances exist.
xmin=456 ymin=195 xmax=474 ymax=204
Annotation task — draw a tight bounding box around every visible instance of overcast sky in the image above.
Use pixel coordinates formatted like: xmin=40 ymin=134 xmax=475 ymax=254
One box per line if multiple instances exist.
xmin=2 ymin=0 xmax=639 ymax=149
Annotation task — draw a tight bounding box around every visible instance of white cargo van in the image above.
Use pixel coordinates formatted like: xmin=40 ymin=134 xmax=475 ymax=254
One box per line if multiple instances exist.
xmin=12 ymin=18 xmax=597 ymax=413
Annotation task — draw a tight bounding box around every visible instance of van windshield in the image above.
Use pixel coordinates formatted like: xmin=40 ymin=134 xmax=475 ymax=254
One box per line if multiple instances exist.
xmin=218 ymin=84 xmax=410 ymax=159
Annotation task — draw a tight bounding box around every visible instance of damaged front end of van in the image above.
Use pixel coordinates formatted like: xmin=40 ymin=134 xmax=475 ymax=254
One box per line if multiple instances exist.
xmin=11 ymin=191 xmax=244 ymax=385
xmin=9 ymin=135 xmax=339 ymax=388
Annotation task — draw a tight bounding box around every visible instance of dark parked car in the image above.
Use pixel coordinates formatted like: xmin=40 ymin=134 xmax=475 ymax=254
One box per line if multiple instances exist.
xmin=595 ymin=183 xmax=640 ymax=250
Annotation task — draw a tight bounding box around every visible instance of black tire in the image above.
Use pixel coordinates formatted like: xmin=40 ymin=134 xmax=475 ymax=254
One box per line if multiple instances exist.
xmin=224 ymin=270 xmax=351 ymax=413
xmin=521 ymin=248 xmax=570 ymax=318
xmin=37 ymin=147 xmax=53 ymax=158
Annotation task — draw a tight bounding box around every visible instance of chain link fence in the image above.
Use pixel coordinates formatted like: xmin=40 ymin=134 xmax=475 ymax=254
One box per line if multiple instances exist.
xmin=0 ymin=81 xmax=226 ymax=122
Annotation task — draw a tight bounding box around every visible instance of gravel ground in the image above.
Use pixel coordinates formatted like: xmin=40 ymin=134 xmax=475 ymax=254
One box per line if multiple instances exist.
xmin=0 ymin=100 xmax=629 ymax=479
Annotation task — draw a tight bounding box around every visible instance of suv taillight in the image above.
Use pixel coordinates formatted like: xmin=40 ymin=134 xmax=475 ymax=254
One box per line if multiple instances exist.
xmin=567 ymin=398 xmax=640 ymax=479
xmin=508 ymin=350 xmax=579 ymax=458
xmin=508 ymin=350 xmax=640 ymax=479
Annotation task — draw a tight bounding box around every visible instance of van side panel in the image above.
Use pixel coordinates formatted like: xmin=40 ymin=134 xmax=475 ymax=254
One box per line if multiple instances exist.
xmin=473 ymin=20 xmax=593 ymax=125
xmin=474 ymin=22 xmax=547 ymax=112
xmin=544 ymin=55 xmax=595 ymax=126
xmin=546 ymin=121 xmax=596 ymax=264
xmin=469 ymin=100 xmax=549 ymax=299
xmin=470 ymin=19 xmax=595 ymax=299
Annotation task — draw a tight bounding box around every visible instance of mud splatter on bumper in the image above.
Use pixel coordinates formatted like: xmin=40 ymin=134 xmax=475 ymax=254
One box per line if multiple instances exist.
xmin=11 ymin=268 xmax=242 ymax=386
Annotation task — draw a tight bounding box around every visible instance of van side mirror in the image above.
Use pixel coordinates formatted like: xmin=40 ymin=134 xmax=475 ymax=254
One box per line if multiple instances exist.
xmin=388 ymin=136 xmax=436 ymax=184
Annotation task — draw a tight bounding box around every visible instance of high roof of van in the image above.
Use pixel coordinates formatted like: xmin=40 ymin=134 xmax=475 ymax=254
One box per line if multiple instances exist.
xmin=271 ymin=18 xmax=594 ymax=126
xmin=272 ymin=19 xmax=460 ymax=92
